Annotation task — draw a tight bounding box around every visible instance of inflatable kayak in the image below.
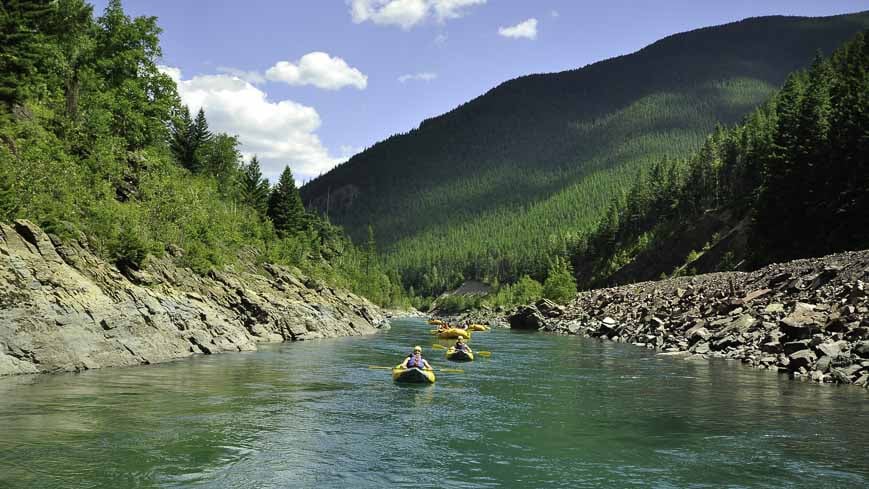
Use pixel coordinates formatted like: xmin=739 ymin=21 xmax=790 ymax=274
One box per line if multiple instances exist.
xmin=436 ymin=328 xmax=471 ymax=339
xmin=446 ymin=348 xmax=474 ymax=362
xmin=428 ymin=319 xmax=444 ymax=325
xmin=392 ymin=367 xmax=436 ymax=383
xmin=468 ymin=324 xmax=490 ymax=331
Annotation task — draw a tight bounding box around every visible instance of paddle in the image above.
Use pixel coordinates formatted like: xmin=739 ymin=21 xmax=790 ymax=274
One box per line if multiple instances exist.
xmin=367 ymin=365 xmax=464 ymax=373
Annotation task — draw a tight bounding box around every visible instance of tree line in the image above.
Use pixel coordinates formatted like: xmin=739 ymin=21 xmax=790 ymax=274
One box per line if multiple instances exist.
xmin=571 ymin=32 xmax=869 ymax=286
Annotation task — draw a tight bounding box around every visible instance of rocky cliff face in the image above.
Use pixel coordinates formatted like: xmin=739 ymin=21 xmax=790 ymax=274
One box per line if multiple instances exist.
xmin=509 ymin=250 xmax=869 ymax=387
xmin=0 ymin=220 xmax=387 ymax=376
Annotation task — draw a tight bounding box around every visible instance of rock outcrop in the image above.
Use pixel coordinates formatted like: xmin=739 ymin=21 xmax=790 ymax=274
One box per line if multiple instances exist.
xmin=515 ymin=250 xmax=869 ymax=387
xmin=0 ymin=220 xmax=386 ymax=376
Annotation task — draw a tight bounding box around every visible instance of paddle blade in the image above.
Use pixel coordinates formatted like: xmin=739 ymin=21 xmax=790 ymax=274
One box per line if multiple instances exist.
xmin=368 ymin=365 xmax=394 ymax=370
xmin=432 ymin=344 xmax=446 ymax=350
xmin=438 ymin=368 xmax=464 ymax=373
xmin=476 ymin=351 xmax=492 ymax=357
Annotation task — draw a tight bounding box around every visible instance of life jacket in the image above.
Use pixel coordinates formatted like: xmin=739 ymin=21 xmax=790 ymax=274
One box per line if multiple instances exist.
xmin=455 ymin=343 xmax=467 ymax=352
xmin=407 ymin=354 xmax=425 ymax=368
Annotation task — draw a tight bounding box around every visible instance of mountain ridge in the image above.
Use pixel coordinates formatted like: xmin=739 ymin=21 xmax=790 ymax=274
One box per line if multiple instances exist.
xmin=302 ymin=11 xmax=869 ymax=295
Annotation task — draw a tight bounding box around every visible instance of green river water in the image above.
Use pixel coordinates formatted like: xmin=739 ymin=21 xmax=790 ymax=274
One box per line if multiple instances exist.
xmin=1 ymin=318 xmax=867 ymax=488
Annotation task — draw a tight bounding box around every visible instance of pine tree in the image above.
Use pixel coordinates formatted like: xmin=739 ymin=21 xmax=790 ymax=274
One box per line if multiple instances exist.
xmin=240 ymin=155 xmax=269 ymax=216
xmin=192 ymin=109 xmax=212 ymax=147
xmin=267 ymin=165 xmax=306 ymax=236
xmin=169 ymin=106 xmax=194 ymax=168
xmin=188 ymin=108 xmax=213 ymax=172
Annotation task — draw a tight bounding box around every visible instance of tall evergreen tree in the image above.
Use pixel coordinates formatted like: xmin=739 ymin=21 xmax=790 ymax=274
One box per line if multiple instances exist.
xmin=267 ymin=165 xmax=306 ymax=236
xmin=191 ymin=108 xmax=212 ymax=152
xmin=169 ymin=105 xmax=194 ymax=168
xmin=240 ymin=155 xmax=269 ymax=216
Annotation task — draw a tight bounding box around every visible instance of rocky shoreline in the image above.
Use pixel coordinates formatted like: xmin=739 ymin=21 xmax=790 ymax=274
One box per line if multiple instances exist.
xmin=504 ymin=250 xmax=869 ymax=388
xmin=0 ymin=220 xmax=387 ymax=376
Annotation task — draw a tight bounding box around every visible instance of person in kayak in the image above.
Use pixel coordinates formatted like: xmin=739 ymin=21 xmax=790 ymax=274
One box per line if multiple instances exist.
xmin=400 ymin=346 xmax=433 ymax=370
xmin=454 ymin=337 xmax=472 ymax=354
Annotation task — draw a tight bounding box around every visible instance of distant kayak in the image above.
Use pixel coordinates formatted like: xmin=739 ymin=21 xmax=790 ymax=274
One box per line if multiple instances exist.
xmin=428 ymin=319 xmax=444 ymax=325
xmin=392 ymin=367 xmax=436 ymax=383
xmin=436 ymin=328 xmax=471 ymax=339
xmin=468 ymin=324 xmax=490 ymax=331
xmin=446 ymin=348 xmax=474 ymax=362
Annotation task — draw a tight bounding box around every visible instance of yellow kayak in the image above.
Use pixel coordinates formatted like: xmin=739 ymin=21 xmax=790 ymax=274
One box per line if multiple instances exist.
xmin=446 ymin=348 xmax=474 ymax=362
xmin=468 ymin=324 xmax=490 ymax=331
xmin=436 ymin=328 xmax=471 ymax=339
xmin=428 ymin=319 xmax=444 ymax=325
xmin=392 ymin=367 xmax=436 ymax=383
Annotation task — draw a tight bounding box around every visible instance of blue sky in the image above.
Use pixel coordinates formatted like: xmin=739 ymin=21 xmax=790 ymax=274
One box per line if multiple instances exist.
xmin=92 ymin=0 xmax=869 ymax=182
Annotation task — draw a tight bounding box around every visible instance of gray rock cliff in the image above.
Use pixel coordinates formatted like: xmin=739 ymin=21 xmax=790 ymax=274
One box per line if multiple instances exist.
xmin=0 ymin=220 xmax=386 ymax=376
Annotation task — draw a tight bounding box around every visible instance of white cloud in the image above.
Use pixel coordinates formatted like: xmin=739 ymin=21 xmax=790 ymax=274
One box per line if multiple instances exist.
xmin=159 ymin=66 xmax=342 ymax=181
xmin=398 ymin=72 xmax=437 ymax=83
xmin=265 ymin=52 xmax=367 ymax=90
xmin=551 ymin=10 xmax=559 ymax=18
xmin=349 ymin=0 xmax=485 ymax=29
xmin=216 ymin=66 xmax=266 ymax=85
xmin=431 ymin=0 xmax=486 ymax=21
xmin=160 ymin=65 xmax=182 ymax=83
xmin=498 ymin=18 xmax=538 ymax=40
xmin=350 ymin=0 xmax=428 ymax=29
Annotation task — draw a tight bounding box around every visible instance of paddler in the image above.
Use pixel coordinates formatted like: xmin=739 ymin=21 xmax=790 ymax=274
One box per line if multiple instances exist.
xmin=453 ymin=337 xmax=472 ymax=354
xmin=399 ymin=346 xmax=433 ymax=370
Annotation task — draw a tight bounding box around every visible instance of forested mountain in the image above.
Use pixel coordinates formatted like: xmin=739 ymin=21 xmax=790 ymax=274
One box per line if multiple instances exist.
xmin=301 ymin=11 xmax=869 ymax=296
xmin=0 ymin=0 xmax=406 ymax=307
xmin=572 ymin=31 xmax=869 ymax=288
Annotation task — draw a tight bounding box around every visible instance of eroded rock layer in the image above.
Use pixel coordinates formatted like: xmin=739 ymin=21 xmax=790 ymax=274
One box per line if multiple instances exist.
xmin=0 ymin=220 xmax=386 ymax=376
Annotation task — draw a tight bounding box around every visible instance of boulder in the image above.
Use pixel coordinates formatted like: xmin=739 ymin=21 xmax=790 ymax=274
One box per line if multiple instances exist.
xmin=816 ymin=341 xmax=847 ymax=359
xmin=689 ymin=327 xmax=712 ymax=344
xmin=535 ymin=299 xmax=565 ymax=318
xmin=783 ymin=340 xmax=811 ymax=355
xmin=712 ymin=335 xmax=740 ymax=351
xmin=816 ymin=355 xmax=833 ymax=372
xmin=855 ymin=341 xmax=869 ymax=358
xmin=508 ymin=306 xmax=547 ymax=330
xmin=830 ymin=368 xmax=853 ymax=384
xmin=788 ymin=349 xmax=817 ymax=370
xmin=780 ymin=303 xmax=825 ymax=339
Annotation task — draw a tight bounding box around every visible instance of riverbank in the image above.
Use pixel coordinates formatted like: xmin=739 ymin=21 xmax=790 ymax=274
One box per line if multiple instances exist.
xmin=0 ymin=220 xmax=386 ymax=376
xmin=505 ymin=250 xmax=869 ymax=387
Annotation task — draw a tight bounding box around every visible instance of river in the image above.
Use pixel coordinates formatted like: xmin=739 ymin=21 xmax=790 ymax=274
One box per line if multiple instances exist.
xmin=1 ymin=318 xmax=867 ymax=488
